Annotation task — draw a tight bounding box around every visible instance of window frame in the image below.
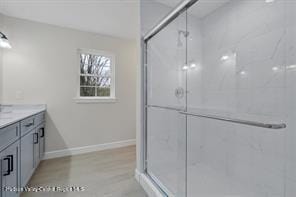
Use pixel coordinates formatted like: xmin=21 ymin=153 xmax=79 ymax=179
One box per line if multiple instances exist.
xmin=75 ymin=48 xmax=116 ymax=103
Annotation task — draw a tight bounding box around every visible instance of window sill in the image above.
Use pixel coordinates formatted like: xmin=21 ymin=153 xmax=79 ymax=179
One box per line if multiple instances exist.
xmin=74 ymin=97 xmax=117 ymax=104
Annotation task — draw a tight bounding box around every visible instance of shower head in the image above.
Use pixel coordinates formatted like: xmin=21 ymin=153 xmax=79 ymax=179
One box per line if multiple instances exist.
xmin=177 ymin=30 xmax=190 ymax=47
xmin=179 ymin=30 xmax=189 ymax=37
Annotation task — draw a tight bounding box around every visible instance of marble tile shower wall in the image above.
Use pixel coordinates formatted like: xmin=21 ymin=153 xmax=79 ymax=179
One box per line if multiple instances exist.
xmin=147 ymin=12 xmax=201 ymax=196
xmin=147 ymin=13 xmax=186 ymax=108
xmin=189 ymin=0 xmax=289 ymax=117
xmin=284 ymin=2 xmax=296 ymax=196
xmin=187 ymin=0 xmax=296 ymax=196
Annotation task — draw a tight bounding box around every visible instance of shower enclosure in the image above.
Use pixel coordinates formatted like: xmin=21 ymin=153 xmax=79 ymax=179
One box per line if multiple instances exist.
xmin=142 ymin=0 xmax=296 ymax=196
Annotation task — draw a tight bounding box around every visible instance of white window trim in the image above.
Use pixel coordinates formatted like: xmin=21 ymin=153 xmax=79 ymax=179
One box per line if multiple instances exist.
xmin=75 ymin=97 xmax=117 ymax=103
xmin=74 ymin=48 xmax=116 ymax=103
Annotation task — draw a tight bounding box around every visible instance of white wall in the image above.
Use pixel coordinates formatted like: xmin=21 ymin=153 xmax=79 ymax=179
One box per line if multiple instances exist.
xmin=1 ymin=15 xmax=138 ymax=153
xmin=0 ymin=13 xmax=3 ymax=102
xmin=140 ymin=0 xmax=173 ymax=36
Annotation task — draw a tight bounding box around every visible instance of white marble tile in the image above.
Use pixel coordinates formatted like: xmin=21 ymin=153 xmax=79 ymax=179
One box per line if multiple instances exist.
xmin=146 ymin=107 xmax=186 ymax=196
xmin=186 ymin=0 xmax=295 ymax=196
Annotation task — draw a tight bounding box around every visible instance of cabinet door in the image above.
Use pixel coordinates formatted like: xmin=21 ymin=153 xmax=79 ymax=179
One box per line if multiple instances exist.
xmin=0 ymin=149 xmax=7 ymax=197
xmin=38 ymin=125 xmax=45 ymax=160
xmin=20 ymin=130 xmax=34 ymax=187
xmin=33 ymin=129 xmax=40 ymax=168
xmin=2 ymin=141 xmax=20 ymax=197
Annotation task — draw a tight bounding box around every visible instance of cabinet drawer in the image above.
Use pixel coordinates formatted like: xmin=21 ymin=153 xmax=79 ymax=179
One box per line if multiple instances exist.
xmin=35 ymin=112 xmax=45 ymax=126
xmin=20 ymin=116 xmax=35 ymax=136
xmin=0 ymin=123 xmax=19 ymax=152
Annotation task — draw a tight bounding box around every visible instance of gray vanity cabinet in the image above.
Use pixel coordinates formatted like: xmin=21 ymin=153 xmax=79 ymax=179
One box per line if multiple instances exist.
xmin=20 ymin=130 xmax=35 ymax=188
xmin=0 ymin=110 xmax=45 ymax=196
xmin=38 ymin=125 xmax=45 ymax=161
xmin=0 ymin=150 xmax=6 ymax=196
xmin=20 ymin=112 xmax=45 ymax=188
xmin=33 ymin=129 xmax=40 ymax=168
xmin=1 ymin=141 xmax=20 ymax=197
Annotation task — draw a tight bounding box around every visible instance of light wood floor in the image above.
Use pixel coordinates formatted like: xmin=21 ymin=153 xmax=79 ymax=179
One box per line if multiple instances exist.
xmin=21 ymin=145 xmax=147 ymax=197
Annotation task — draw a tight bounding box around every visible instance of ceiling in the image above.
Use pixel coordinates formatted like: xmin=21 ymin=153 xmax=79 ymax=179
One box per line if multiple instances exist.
xmin=155 ymin=0 xmax=230 ymax=18
xmin=0 ymin=0 xmax=139 ymax=40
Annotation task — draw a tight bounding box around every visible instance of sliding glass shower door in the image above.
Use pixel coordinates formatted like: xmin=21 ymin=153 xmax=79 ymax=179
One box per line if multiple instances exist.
xmin=186 ymin=0 xmax=293 ymax=196
xmin=146 ymin=10 xmax=187 ymax=197
xmin=144 ymin=0 xmax=295 ymax=196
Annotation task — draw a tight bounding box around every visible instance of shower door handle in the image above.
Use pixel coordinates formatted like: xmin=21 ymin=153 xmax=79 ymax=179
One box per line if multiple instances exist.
xmin=180 ymin=111 xmax=287 ymax=129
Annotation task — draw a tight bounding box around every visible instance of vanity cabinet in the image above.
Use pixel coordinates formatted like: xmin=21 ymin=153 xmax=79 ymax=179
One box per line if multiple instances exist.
xmin=37 ymin=124 xmax=45 ymax=163
xmin=0 ymin=111 xmax=45 ymax=197
xmin=0 ymin=141 xmax=20 ymax=197
xmin=33 ymin=129 xmax=40 ymax=168
xmin=20 ymin=130 xmax=35 ymax=188
xmin=20 ymin=112 xmax=45 ymax=187
xmin=20 ymin=117 xmax=35 ymax=137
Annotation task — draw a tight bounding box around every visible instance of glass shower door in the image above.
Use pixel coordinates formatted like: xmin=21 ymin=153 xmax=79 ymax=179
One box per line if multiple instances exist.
xmin=144 ymin=0 xmax=296 ymax=196
xmin=186 ymin=0 xmax=293 ymax=196
xmin=146 ymin=11 xmax=187 ymax=197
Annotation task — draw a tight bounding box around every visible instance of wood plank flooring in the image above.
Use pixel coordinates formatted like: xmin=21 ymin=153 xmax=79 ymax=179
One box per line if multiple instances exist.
xmin=21 ymin=145 xmax=147 ymax=197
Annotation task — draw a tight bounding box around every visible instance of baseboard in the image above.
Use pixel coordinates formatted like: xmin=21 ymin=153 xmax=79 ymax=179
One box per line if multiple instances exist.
xmin=135 ymin=169 xmax=165 ymax=197
xmin=135 ymin=169 xmax=141 ymax=182
xmin=43 ymin=139 xmax=136 ymax=160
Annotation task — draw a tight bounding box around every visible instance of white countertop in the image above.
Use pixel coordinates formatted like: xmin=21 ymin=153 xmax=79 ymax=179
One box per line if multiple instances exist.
xmin=0 ymin=104 xmax=46 ymax=129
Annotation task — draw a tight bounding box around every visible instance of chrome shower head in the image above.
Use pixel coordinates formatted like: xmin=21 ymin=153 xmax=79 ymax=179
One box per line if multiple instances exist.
xmin=177 ymin=30 xmax=189 ymax=47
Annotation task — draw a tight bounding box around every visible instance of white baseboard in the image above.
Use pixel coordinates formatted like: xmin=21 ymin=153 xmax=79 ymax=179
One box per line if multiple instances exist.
xmin=135 ymin=169 xmax=165 ymax=197
xmin=135 ymin=169 xmax=141 ymax=182
xmin=43 ymin=139 xmax=136 ymax=160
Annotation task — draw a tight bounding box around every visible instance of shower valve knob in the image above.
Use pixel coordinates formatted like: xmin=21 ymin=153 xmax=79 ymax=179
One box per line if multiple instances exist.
xmin=175 ymin=87 xmax=184 ymax=98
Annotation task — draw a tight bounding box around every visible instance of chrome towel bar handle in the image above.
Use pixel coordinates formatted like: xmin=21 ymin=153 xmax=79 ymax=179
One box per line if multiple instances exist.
xmin=146 ymin=105 xmax=286 ymax=129
xmin=179 ymin=111 xmax=286 ymax=130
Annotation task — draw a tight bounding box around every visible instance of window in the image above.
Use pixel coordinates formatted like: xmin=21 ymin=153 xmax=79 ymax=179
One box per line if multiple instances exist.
xmin=77 ymin=49 xmax=115 ymax=102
